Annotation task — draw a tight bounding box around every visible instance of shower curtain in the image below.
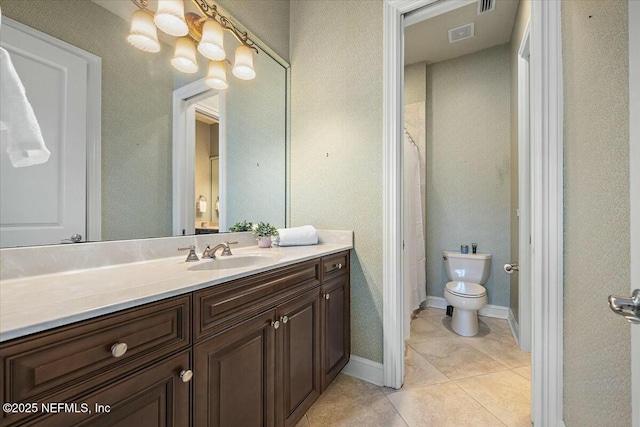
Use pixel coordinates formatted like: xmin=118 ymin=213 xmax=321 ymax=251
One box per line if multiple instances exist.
xmin=403 ymin=131 xmax=426 ymax=340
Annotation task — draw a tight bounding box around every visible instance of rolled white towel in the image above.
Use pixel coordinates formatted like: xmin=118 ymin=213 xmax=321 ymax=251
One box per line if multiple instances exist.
xmin=276 ymin=225 xmax=318 ymax=247
xmin=0 ymin=47 xmax=50 ymax=168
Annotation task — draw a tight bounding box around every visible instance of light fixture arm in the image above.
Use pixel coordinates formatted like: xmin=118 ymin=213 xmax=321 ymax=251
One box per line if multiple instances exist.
xmin=190 ymin=0 xmax=258 ymax=54
xmin=129 ymin=0 xmax=258 ymax=54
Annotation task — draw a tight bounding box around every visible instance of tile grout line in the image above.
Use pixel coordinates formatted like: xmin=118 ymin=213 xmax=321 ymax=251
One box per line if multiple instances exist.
xmin=448 ymin=381 xmax=510 ymax=427
xmin=382 ymin=391 xmax=413 ymax=427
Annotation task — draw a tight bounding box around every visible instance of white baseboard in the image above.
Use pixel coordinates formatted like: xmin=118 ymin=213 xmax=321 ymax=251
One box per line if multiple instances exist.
xmin=426 ymin=295 xmax=510 ymax=319
xmin=341 ymin=355 xmax=384 ymax=386
xmin=507 ymin=308 xmax=520 ymax=345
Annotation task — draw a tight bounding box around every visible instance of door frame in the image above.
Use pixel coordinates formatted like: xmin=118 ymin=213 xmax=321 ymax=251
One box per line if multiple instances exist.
xmin=517 ymin=22 xmax=532 ymax=352
xmin=172 ymin=79 xmax=225 ymax=236
xmin=382 ymin=1 xmax=565 ymax=425
xmin=629 ymin=1 xmax=639 ymax=425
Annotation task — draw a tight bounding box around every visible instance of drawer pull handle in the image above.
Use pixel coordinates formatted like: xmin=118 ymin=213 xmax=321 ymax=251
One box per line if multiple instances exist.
xmin=180 ymin=369 xmax=193 ymax=383
xmin=333 ymin=263 xmax=343 ymax=269
xmin=110 ymin=342 xmax=128 ymax=358
xmin=272 ymin=320 xmax=280 ymax=330
xmin=324 ymin=293 xmax=330 ymax=300
xmin=281 ymin=316 xmax=289 ymax=324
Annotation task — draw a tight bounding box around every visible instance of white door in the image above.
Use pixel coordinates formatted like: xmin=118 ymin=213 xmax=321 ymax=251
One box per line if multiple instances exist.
xmin=0 ymin=19 xmax=89 ymax=247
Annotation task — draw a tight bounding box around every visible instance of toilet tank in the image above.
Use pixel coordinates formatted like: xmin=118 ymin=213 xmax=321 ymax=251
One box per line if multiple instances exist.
xmin=442 ymin=251 xmax=492 ymax=284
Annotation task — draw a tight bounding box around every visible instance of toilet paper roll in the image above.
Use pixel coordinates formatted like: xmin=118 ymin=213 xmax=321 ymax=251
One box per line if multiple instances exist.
xmin=503 ymin=263 xmax=518 ymax=274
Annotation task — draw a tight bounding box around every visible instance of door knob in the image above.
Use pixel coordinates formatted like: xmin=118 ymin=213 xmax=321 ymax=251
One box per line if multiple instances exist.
xmin=503 ymin=263 xmax=519 ymax=274
xmin=608 ymin=289 xmax=640 ymax=324
xmin=271 ymin=320 xmax=280 ymax=330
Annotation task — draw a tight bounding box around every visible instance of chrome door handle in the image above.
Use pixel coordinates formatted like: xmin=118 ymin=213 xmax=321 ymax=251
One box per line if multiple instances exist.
xmin=608 ymin=289 xmax=640 ymax=324
xmin=503 ymin=263 xmax=519 ymax=274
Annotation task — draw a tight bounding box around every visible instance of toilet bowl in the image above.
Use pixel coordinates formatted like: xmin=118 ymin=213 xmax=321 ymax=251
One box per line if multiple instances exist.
xmin=442 ymin=251 xmax=492 ymax=337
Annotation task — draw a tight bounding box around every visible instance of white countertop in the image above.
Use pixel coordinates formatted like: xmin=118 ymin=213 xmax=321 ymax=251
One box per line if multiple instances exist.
xmin=0 ymin=242 xmax=352 ymax=342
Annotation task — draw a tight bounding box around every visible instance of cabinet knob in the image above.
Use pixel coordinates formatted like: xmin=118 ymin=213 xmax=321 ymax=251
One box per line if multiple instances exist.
xmin=272 ymin=320 xmax=280 ymax=330
xmin=324 ymin=293 xmax=330 ymax=300
xmin=110 ymin=342 xmax=128 ymax=358
xmin=333 ymin=263 xmax=343 ymax=269
xmin=180 ymin=369 xmax=193 ymax=383
xmin=281 ymin=315 xmax=289 ymax=324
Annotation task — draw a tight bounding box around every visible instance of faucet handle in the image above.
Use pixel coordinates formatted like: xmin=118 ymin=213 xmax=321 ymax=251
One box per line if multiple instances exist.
xmin=221 ymin=241 xmax=238 ymax=256
xmin=178 ymin=245 xmax=199 ymax=262
xmin=202 ymin=245 xmax=214 ymax=259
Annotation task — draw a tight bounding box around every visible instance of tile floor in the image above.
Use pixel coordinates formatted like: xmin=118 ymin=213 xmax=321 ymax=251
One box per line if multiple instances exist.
xmin=298 ymin=307 xmax=531 ymax=427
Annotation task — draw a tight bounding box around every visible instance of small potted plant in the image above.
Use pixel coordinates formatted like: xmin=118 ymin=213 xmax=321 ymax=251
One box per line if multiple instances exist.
xmin=252 ymin=222 xmax=279 ymax=248
xmin=229 ymin=220 xmax=253 ymax=232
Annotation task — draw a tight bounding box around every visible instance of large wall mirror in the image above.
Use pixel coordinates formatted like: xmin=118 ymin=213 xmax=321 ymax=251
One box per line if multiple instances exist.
xmin=0 ymin=0 xmax=288 ymax=248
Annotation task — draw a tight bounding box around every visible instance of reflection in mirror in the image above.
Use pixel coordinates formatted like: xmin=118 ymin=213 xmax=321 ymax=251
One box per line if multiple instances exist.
xmin=0 ymin=0 xmax=288 ymax=248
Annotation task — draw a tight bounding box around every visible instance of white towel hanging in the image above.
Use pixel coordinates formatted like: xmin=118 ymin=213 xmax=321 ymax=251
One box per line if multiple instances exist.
xmin=0 ymin=47 xmax=50 ymax=167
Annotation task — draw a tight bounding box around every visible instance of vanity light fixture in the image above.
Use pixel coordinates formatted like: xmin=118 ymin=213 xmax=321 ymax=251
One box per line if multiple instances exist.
xmin=128 ymin=0 xmax=258 ymax=89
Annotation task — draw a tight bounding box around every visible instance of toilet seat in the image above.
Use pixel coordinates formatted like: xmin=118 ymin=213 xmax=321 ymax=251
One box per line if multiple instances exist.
xmin=445 ymin=281 xmax=486 ymax=298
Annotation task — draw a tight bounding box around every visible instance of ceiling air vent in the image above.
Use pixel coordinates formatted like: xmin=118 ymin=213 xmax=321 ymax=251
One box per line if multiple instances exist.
xmin=477 ymin=0 xmax=495 ymax=14
xmin=448 ymin=23 xmax=475 ymax=43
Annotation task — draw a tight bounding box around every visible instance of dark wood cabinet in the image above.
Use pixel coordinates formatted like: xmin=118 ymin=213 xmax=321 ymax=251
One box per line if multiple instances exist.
xmin=1 ymin=251 xmax=350 ymax=427
xmin=276 ymin=289 xmax=321 ymax=427
xmin=194 ymin=310 xmax=277 ymax=427
xmin=320 ymin=260 xmax=350 ymax=391
xmin=0 ymin=296 xmax=191 ymax=427
xmin=23 ymin=350 xmax=191 ymax=427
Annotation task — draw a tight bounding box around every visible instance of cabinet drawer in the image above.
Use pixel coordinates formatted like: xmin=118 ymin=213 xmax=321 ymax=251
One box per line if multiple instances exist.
xmin=321 ymin=252 xmax=349 ymax=281
xmin=194 ymin=260 xmax=320 ymax=340
xmin=16 ymin=350 xmax=191 ymax=427
xmin=0 ymin=295 xmax=190 ymax=417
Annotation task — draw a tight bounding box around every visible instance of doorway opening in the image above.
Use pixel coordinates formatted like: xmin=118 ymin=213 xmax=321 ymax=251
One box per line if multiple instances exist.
xmin=384 ymin=0 xmax=565 ymax=424
xmin=399 ymin=0 xmax=532 ymax=423
xmin=194 ymin=96 xmax=221 ymax=235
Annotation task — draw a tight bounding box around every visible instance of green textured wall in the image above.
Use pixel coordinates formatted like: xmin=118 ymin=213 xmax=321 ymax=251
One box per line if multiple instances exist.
xmin=563 ymin=0 xmax=631 ymax=424
xmin=290 ymin=0 xmax=384 ymax=363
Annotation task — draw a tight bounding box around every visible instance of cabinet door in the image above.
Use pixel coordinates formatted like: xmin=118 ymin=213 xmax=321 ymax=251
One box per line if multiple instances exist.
xmin=276 ymin=289 xmax=321 ymax=427
xmin=21 ymin=351 xmax=191 ymax=427
xmin=194 ymin=310 xmax=277 ymax=427
xmin=320 ymin=275 xmax=350 ymax=391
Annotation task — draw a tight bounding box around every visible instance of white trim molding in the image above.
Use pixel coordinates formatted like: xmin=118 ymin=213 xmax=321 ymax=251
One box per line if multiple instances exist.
xmin=342 ymin=355 xmax=384 ymax=387
xmin=383 ymin=0 xmax=442 ymax=391
xmin=628 ymin=1 xmax=640 ymax=425
xmin=530 ymin=1 xmax=564 ymax=426
xmin=517 ymin=22 xmax=532 ymax=353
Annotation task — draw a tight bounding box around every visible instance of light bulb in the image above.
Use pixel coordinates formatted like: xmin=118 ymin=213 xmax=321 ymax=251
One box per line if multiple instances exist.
xmin=171 ymin=37 xmax=198 ymax=73
xmin=198 ymin=19 xmax=225 ymax=61
xmin=127 ymin=9 xmax=160 ymax=53
xmin=205 ymin=61 xmax=228 ymax=90
xmin=232 ymin=45 xmax=256 ymax=80
xmin=154 ymin=0 xmax=188 ymax=37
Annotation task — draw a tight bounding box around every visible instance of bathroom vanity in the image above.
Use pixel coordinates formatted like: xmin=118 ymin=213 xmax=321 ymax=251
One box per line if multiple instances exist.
xmin=0 ymin=234 xmax=351 ymax=427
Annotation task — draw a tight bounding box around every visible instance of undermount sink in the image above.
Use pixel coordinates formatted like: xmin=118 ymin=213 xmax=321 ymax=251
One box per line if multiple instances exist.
xmin=188 ymin=255 xmax=278 ymax=271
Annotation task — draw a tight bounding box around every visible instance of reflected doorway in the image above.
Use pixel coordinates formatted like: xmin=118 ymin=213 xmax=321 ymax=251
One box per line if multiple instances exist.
xmin=194 ymin=96 xmax=220 ymax=235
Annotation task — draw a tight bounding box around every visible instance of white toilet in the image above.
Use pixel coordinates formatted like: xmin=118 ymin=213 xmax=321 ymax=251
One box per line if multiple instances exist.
xmin=443 ymin=250 xmax=492 ymax=337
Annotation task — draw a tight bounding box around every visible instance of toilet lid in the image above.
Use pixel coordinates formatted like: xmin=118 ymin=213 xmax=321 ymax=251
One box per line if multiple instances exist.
xmin=445 ymin=281 xmax=486 ymax=298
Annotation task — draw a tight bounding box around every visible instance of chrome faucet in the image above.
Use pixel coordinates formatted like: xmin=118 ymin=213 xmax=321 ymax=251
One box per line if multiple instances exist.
xmin=202 ymin=241 xmax=238 ymax=259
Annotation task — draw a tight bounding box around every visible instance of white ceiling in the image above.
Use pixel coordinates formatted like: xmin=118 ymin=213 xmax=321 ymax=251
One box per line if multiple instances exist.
xmin=404 ymin=0 xmax=519 ymax=65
